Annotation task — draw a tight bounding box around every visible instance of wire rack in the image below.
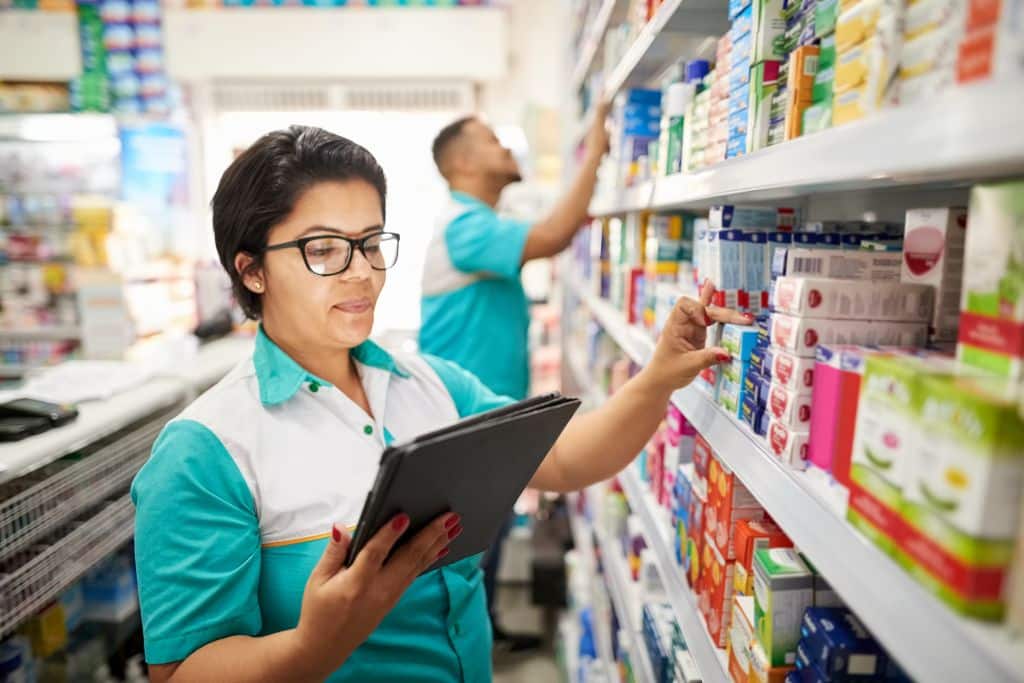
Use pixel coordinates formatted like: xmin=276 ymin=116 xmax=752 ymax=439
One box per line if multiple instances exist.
xmin=0 ymin=495 xmax=135 ymax=637
xmin=0 ymin=405 xmax=178 ymax=564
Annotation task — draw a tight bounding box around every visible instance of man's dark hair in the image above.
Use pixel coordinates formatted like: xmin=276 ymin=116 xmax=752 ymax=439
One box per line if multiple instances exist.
xmin=211 ymin=125 xmax=387 ymax=319
xmin=431 ymin=116 xmax=476 ymax=177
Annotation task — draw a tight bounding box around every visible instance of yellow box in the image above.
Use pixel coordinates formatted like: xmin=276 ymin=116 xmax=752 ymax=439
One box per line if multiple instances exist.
xmin=832 ymin=83 xmax=877 ymax=125
xmin=899 ymin=20 xmax=960 ymax=78
xmin=904 ymin=0 xmax=965 ymax=40
xmin=836 ymin=0 xmax=904 ymax=51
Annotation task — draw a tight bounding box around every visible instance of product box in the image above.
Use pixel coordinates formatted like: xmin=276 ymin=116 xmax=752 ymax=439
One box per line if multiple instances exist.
xmin=807 ymin=345 xmax=875 ymax=483
xmin=707 ymin=454 xmax=764 ymax=559
xmin=751 ymin=344 xmax=774 ymax=378
xmin=957 ymin=181 xmax=1024 ymax=379
xmin=724 ymin=324 xmax=763 ymax=362
xmin=767 ymin=382 xmax=814 ymax=427
xmin=767 ymin=417 xmax=811 ymax=469
xmin=835 ymin=0 xmax=904 ymax=52
xmin=957 ymin=0 xmax=1024 ymax=84
xmin=770 ymin=313 xmax=929 ymax=357
xmin=799 ymin=608 xmax=888 ymax=680
xmin=900 ymin=65 xmax=958 ymax=104
xmin=750 ymin=640 xmax=796 ymax=683
xmin=748 ymin=60 xmax=783 ymax=153
xmin=772 ymin=277 xmax=935 ymax=321
xmin=703 ymin=532 xmax=737 ymax=647
xmin=901 ymin=207 xmax=968 ymax=342
xmin=730 ymin=595 xmax=758 ymax=683
xmin=754 ymin=548 xmax=815 ymax=667
xmin=735 ymin=518 xmax=793 ymax=596
xmin=905 ymin=0 xmax=966 ymax=39
xmin=815 ymin=0 xmax=839 ymax=36
xmin=769 ymin=347 xmax=816 ymax=391
xmin=1008 ymin=497 xmax=1024 ymax=633
xmin=743 ymin=393 xmax=766 ymax=431
xmin=900 ymin=21 xmax=962 ymax=79
xmin=784 ymin=247 xmax=902 ymax=281
xmin=720 ymin=374 xmax=746 ymax=419
xmin=733 ymin=2 xmax=756 ymax=41
xmin=897 ymin=374 xmax=1024 ymax=620
xmin=711 ymin=205 xmax=783 ymax=231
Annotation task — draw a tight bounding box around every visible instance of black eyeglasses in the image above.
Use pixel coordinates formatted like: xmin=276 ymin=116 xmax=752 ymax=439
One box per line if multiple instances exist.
xmin=263 ymin=231 xmax=400 ymax=276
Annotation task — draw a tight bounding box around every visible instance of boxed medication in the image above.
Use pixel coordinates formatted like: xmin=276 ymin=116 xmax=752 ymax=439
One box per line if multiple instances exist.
xmin=898 ymin=373 xmax=1024 ymax=620
xmin=784 ymin=247 xmax=902 ymax=281
xmin=957 ymin=180 xmax=1024 ymax=379
xmin=748 ymin=60 xmax=784 ymax=152
xmin=750 ymin=641 xmax=796 ymax=683
xmin=901 ymin=207 xmax=968 ymax=342
xmin=807 ymin=345 xmax=876 ymax=483
xmin=904 ymin=0 xmax=966 ymax=39
xmin=957 ymin=0 xmax=1024 ymax=84
xmin=702 ymin=532 xmax=737 ymax=647
xmin=770 ymin=313 xmax=928 ymax=357
xmin=707 ymin=454 xmax=764 ymax=560
xmin=799 ymin=608 xmax=888 ymax=680
xmin=729 ymin=595 xmax=757 ymax=682
xmin=772 ymin=277 xmax=935 ymax=321
xmin=835 ymin=0 xmax=905 ymax=52
xmin=767 ymin=382 xmax=814 ymax=427
xmin=724 ymin=323 xmax=763 ymax=361
xmin=735 ymin=518 xmax=793 ymax=596
xmin=900 ymin=22 xmax=961 ymax=79
xmin=768 ymin=417 xmax=811 ymax=469
xmin=754 ymin=548 xmax=815 ymax=667
xmin=710 ymin=205 xmax=781 ymax=230
xmin=769 ymin=347 xmax=816 ymax=391
xmin=816 ymin=0 xmax=839 ymax=36
xmin=899 ymin=66 xmax=957 ymax=105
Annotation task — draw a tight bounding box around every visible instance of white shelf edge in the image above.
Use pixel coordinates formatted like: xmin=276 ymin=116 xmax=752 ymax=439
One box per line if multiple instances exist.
xmin=594 ymin=526 xmax=657 ymax=683
xmin=570 ymin=0 xmax=618 ymax=91
xmin=566 ymin=275 xmax=1024 ymax=682
xmin=589 ymin=78 xmax=1024 ymax=214
xmin=619 ymin=467 xmax=731 ymax=683
xmin=0 ymin=326 xmax=82 ymax=341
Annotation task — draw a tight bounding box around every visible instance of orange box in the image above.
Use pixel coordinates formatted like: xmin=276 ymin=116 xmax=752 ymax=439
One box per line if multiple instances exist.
xmin=734 ymin=519 xmax=793 ymax=596
xmin=707 ymin=455 xmax=764 ymax=560
xmin=703 ymin=532 xmax=736 ymax=648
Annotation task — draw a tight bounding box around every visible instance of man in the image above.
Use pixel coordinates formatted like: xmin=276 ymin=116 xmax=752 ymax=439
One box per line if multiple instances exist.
xmin=419 ymin=103 xmax=612 ymax=650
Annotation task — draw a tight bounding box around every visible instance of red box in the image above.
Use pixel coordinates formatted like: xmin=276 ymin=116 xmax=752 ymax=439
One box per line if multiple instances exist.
xmin=733 ymin=519 xmax=793 ymax=596
xmin=701 ymin=532 xmax=735 ymax=648
xmin=694 ymin=433 xmax=713 ymax=481
xmin=706 ymin=455 xmax=764 ymax=559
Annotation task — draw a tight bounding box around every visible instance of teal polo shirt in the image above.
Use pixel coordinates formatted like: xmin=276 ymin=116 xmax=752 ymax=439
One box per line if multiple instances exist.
xmin=131 ymin=328 xmax=513 ymax=681
xmin=419 ymin=191 xmax=532 ymax=400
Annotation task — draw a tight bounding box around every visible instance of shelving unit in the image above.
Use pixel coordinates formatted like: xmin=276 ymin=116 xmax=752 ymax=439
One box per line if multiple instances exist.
xmin=0 ymin=10 xmax=82 ymax=82
xmin=564 ymin=272 xmax=1024 ymax=682
xmin=0 ymin=326 xmax=82 ymax=342
xmin=568 ymin=509 xmax=618 ymax=680
xmin=570 ymin=0 xmax=619 ymax=91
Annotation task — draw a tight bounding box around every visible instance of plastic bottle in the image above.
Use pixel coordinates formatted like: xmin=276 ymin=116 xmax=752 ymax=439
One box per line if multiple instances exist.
xmin=665 ymin=82 xmax=697 ymax=176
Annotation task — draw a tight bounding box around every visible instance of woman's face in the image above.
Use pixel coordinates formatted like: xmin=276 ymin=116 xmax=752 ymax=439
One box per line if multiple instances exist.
xmin=239 ymin=179 xmax=387 ymax=351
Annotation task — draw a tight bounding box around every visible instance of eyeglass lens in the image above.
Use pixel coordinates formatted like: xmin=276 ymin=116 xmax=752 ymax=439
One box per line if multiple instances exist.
xmin=304 ymin=234 xmax=399 ymax=275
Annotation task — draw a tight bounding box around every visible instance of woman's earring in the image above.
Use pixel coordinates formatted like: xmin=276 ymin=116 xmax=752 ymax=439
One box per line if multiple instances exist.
xmin=253 ymin=281 xmax=263 ymax=291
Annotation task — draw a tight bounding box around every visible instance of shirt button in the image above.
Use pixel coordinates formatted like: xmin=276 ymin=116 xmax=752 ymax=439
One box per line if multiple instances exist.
xmin=363 ymin=424 xmax=374 ymax=435
xmin=308 ymin=381 xmax=320 ymax=393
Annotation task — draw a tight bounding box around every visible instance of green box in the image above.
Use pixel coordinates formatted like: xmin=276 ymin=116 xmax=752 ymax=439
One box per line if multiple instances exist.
xmin=818 ymin=34 xmax=837 ymax=70
xmin=812 ymin=65 xmax=834 ymax=104
xmin=754 ymin=548 xmax=814 ymax=667
xmin=802 ymin=102 xmax=832 ymax=134
xmin=815 ymin=0 xmax=839 ymax=38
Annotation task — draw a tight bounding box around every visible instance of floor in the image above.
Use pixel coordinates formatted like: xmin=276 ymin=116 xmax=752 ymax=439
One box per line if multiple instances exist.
xmin=491 ymin=584 xmax=563 ymax=683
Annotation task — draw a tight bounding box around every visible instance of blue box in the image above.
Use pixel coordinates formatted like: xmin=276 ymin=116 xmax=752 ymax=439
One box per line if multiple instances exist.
xmin=622 ymin=116 xmax=662 ymax=137
xmin=731 ymin=3 xmax=754 ymax=42
xmin=727 ymin=135 xmax=747 ymax=159
xmin=741 ymin=393 xmax=762 ymax=428
xmin=730 ymin=80 xmax=752 ymax=114
xmin=728 ymin=108 xmax=750 ymax=138
xmin=622 ymin=103 xmax=662 ymax=119
xmin=750 ymin=345 xmax=770 ymax=376
xmin=709 ymin=205 xmax=779 ymax=230
xmin=722 ymin=323 xmax=760 ymax=361
xmin=730 ymin=56 xmax=753 ymax=90
xmin=732 ymin=29 xmax=753 ymax=62
xmin=755 ymin=405 xmax=772 ymax=436
xmin=800 ymin=608 xmax=888 ymax=681
xmin=621 ymin=88 xmax=663 ymax=106
xmin=730 ymin=0 xmax=753 ymax=20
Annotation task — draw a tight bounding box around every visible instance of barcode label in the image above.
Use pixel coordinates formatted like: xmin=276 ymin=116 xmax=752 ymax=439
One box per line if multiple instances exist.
xmin=793 ymin=257 xmax=824 ymax=274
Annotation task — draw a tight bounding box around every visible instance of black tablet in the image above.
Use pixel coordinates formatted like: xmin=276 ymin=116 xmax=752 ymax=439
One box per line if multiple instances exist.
xmin=345 ymin=393 xmax=581 ymax=573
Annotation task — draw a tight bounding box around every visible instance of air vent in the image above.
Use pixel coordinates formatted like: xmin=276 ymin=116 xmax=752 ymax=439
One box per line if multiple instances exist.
xmin=210 ymin=82 xmax=474 ymax=113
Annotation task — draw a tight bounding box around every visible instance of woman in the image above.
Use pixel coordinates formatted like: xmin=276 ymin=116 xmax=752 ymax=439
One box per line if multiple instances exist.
xmin=132 ymin=125 xmax=749 ymax=683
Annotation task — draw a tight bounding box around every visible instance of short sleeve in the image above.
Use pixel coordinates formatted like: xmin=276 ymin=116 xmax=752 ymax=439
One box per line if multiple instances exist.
xmin=444 ymin=208 xmax=531 ymax=280
xmin=422 ymin=354 xmax=515 ymax=417
xmin=131 ymin=419 xmax=262 ymax=664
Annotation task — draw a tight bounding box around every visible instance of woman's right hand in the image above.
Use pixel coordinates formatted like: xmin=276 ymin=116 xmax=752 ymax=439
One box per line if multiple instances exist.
xmin=292 ymin=511 xmax=462 ymax=678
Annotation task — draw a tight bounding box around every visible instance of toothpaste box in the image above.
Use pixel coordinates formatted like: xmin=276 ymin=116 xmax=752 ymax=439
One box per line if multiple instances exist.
xmin=767 ymin=382 xmax=814 ymax=427
xmin=734 ymin=518 xmax=793 ymax=596
xmin=754 ymin=548 xmax=815 ymax=667
xmin=957 ymin=181 xmax=1024 ymax=380
xmin=770 ymin=313 xmax=929 ymax=357
xmin=773 ymin=277 xmax=936 ymax=321
xmin=769 ymin=347 xmax=816 ymax=391
xmin=799 ymin=608 xmax=888 ymax=681
xmin=897 ymin=374 xmax=1024 ymax=621
xmin=785 ymin=247 xmax=903 ymax=281
xmin=724 ymin=323 xmax=762 ymax=361
xmin=901 ymin=207 xmax=968 ymax=342
xmin=768 ymin=417 xmax=811 ymax=469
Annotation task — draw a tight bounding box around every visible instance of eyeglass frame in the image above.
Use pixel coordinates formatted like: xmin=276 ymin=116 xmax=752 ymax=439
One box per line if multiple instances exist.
xmin=261 ymin=230 xmax=401 ymax=277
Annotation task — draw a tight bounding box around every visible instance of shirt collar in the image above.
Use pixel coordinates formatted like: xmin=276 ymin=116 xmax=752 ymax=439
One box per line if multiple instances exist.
xmin=450 ymin=190 xmax=491 ymax=210
xmin=253 ymin=326 xmax=409 ymax=407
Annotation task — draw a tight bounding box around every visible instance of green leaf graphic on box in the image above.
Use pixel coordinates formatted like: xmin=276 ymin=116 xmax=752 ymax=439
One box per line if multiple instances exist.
xmin=919 ymin=482 xmax=959 ymax=514
xmin=864 ymin=447 xmax=893 ymax=470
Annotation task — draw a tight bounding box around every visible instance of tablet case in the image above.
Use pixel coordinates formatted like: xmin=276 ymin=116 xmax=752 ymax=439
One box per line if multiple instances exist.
xmin=345 ymin=393 xmax=581 ymax=573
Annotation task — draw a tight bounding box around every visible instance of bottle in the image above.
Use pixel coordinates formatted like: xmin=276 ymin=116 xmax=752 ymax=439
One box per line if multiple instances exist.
xmin=665 ymin=82 xmax=697 ymax=176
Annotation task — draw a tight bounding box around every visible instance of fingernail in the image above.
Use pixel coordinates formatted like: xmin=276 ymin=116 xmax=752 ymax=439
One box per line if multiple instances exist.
xmin=742 ymin=313 xmax=756 ymax=322
xmin=437 ymin=547 xmax=450 ymax=560
xmin=704 ymin=312 xmax=713 ymax=326
xmin=448 ymin=524 xmax=463 ymax=540
xmin=445 ymin=514 xmax=461 ymax=529
xmin=332 ymin=524 xmax=342 ymax=543
xmin=716 ymin=353 xmax=732 ymax=363
xmin=392 ymin=514 xmax=410 ymax=532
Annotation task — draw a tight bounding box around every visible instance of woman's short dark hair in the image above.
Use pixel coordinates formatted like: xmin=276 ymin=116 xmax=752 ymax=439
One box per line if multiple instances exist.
xmin=212 ymin=125 xmax=388 ymax=319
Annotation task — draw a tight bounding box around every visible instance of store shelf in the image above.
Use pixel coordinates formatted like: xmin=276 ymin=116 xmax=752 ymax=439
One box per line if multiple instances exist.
xmin=164 ymin=8 xmax=508 ymax=81
xmin=594 ymin=526 xmax=656 ymax=683
xmin=567 ymin=275 xmax=1024 ymax=682
xmin=619 ymin=467 xmax=730 ymax=683
xmin=0 ymin=326 xmax=81 ymax=341
xmin=591 ymin=78 xmax=1024 ymax=214
xmin=570 ymin=0 xmax=618 ymax=91
xmin=569 ymin=272 xmax=655 ymax=365
xmin=569 ymin=509 xmax=618 ymax=680
xmin=0 ymin=113 xmax=118 ymax=143
xmin=566 ymin=347 xmax=605 ymax=408
xmin=0 ymin=378 xmax=186 ymax=486
xmin=0 ymin=10 xmax=82 ymax=82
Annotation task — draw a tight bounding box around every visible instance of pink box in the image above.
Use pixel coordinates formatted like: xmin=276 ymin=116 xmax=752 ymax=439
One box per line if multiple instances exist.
xmin=808 ymin=345 xmax=874 ymax=483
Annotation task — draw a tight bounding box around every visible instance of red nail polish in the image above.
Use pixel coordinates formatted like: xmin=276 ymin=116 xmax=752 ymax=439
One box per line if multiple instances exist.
xmin=716 ymin=353 xmax=731 ymax=363
xmin=445 ymin=514 xmax=461 ymax=529
xmin=742 ymin=313 xmax=756 ymax=322
xmin=332 ymin=525 xmax=342 ymax=543
xmin=448 ymin=524 xmax=463 ymax=540
xmin=437 ymin=547 xmax=450 ymax=560
xmin=704 ymin=312 xmax=714 ymax=326
xmin=392 ymin=514 xmax=410 ymax=532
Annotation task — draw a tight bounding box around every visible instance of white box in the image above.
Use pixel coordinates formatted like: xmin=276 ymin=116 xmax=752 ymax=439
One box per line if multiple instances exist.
xmin=768 ymin=347 xmax=816 ymax=391
xmin=767 ymin=417 xmax=811 ymax=469
xmin=784 ymin=248 xmax=903 ymax=281
xmin=767 ymin=383 xmax=813 ymax=426
xmin=770 ymin=313 xmax=930 ymax=357
xmin=901 ymin=207 xmax=968 ymax=342
xmin=773 ymin=277 xmax=935 ymax=321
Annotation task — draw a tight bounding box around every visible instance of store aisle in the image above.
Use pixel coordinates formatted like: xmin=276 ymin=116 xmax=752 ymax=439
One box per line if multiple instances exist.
xmin=492 ymin=585 xmax=560 ymax=683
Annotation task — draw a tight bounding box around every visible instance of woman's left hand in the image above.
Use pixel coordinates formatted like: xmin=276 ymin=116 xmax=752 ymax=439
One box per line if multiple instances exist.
xmin=640 ymin=279 xmax=755 ymax=396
